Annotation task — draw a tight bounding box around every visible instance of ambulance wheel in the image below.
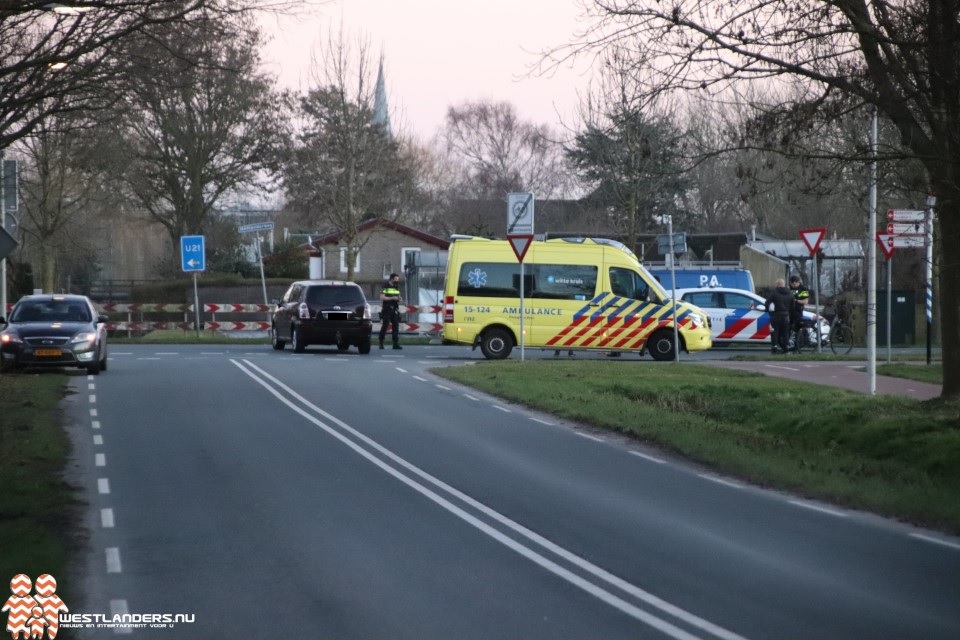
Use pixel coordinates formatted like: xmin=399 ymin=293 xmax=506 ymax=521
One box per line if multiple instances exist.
xmin=648 ymin=330 xmax=678 ymax=361
xmin=480 ymin=327 xmax=513 ymax=359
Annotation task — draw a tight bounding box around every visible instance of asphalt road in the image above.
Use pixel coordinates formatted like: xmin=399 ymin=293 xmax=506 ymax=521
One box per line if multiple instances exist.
xmin=62 ymin=344 xmax=959 ymax=639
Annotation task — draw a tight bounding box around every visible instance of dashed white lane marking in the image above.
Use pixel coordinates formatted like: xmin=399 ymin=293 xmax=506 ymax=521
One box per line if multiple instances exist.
xmin=93 ymin=435 xmax=104 ymax=446
xmin=90 ymin=408 xmax=98 ymax=417
xmin=105 ymin=547 xmax=122 ymax=573
xmin=910 ymin=533 xmax=960 ymax=551
xmin=89 ymin=394 xmax=96 ymax=403
xmin=529 ymin=417 xmax=555 ymax=426
xmin=101 ymin=508 xmax=115 ymax=528
xmin=92 ymin=420 xmax=101 ymax=430
xmin=630 ymin=451 xmax=667 ymax=464
xmin=395 ymin=367 xmax=408 ymax=373
xmin=765 ymin=364 xmax=800 ymax=372
xmin=698 ymin=474 xmax=744 ymax=490
xmin=435 ymin=384 xmax=452 ymax=391
xmin=576 ymin=432 xmax=605 ymax=443
xmin=493 ymin=405 xmax=512 ymax=413
xmin=789 ymin=500 xmax=848 ymax=518
xmin=413 ymin=375 xmax=428 ymax=382
xmin=88 ymin=383 xmax=96 ymax=390
xmin=110 ymin=599 xmax=132 ymax=635
xmin=98 ymin=478 xmax=111 ymax=494
xmin=463 ymin=394 xmax=479 ymax=401
xmin=95 ymin=453 xmax=106 ymax=467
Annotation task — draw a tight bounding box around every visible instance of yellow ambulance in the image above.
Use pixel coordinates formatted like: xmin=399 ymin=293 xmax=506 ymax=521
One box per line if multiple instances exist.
xmin=442 ymin=235 xmax=712 ymax=360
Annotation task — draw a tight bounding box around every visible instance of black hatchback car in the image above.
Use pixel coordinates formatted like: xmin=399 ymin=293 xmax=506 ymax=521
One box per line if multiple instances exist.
xmin=0 ymin=294 xmax=109 ymax=374
xmin=271 ymin=280 xmax=373 ymax=354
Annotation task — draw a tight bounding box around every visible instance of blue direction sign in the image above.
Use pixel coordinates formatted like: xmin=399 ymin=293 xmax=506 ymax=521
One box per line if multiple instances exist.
xmin=180 ymin=235 xmax=206 ymax=272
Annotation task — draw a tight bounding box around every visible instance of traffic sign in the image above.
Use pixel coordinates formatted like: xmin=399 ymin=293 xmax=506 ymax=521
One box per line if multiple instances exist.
xmin=892 ymin=235 xmax=926 ymax=248
xmin=507 ymin=192 xmax=534 ymax=235
xmin=887 ymin=222 xmax=923 ymax=235
xmin=180 ymin=235 xmax=206 ymax=272
xmin=799 ymin=228 xmax=826 ymax=256
xmin=238 ymin=221 xmax=274 ymax=234
xmin=876 ymin=231 xmax=895 ymax=259
xmin=887 ymin=209 xmax=925 ymax=223
xmin=507 ymin=234 xmax=533 ymax=263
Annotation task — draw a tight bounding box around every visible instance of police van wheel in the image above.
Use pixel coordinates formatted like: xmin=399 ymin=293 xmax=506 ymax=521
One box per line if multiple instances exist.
xmin=648 ymin=330 xmax=677 ymax=361
xmin=480 ymin=328 xmax=513 ymax=360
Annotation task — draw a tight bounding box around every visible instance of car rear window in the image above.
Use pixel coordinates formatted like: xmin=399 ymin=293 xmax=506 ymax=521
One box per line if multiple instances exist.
xmin=306 ymin=286 xmax=365 ymax=307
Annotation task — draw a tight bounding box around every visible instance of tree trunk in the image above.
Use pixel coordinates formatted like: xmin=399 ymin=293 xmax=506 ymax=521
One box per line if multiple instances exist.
xmin=935 ymin=185 xmax=959 ymax=399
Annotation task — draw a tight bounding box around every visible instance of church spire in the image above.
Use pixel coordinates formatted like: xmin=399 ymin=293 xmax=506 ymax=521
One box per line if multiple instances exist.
xmin=373 ymin=53 xmax=391 ymax=137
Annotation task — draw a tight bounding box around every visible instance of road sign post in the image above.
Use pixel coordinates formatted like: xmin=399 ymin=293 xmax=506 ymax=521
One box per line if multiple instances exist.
xmin=180 ymin=235 xmax=206 ymax=336
xmin=239 ymin=222 xmax=274 ymax=308
xmin=799 ymin=228 xmax=826 ymax=352
xmin=507 ymin=195 xmax=534 ymax=360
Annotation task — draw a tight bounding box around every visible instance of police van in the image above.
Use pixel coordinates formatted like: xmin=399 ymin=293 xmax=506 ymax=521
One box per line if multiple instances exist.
xmin=442 ymin=236 xmax=712 ymax=360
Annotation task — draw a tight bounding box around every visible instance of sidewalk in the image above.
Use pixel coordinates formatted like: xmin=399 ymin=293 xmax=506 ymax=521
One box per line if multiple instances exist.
xmin=705 ymin=360 xmax=942 ymax=400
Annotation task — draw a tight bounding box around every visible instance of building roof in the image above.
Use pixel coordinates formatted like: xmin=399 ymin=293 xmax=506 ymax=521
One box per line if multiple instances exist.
xmin=310 ymin=219 xmax=450 ymax=250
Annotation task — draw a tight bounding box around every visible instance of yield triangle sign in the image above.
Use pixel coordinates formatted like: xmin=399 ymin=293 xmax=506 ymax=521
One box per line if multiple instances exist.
xmin=799 ymin=227 xmax=827 ymax=256
xmin=507 ymin=234 xmax=533 ymax=263
xmin=876 ymin=231 xmax=896 ymax=259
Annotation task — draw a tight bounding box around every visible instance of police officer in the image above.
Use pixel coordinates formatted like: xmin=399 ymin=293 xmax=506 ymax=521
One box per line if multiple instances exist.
xmin=789 ymin=274 xmax=810 ymax=339
xmin=379 ymin=272 xmax=403 ymax=350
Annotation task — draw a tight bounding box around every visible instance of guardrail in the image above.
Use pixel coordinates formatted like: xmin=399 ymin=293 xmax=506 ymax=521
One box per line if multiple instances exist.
xmin=99 ymin=303 xmax=443 ymax=335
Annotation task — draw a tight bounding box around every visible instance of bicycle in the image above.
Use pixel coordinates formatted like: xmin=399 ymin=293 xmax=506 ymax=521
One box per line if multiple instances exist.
xmin=828 ymin=314 xmax=854 ymax=355
xmin=790 ymin=318 xmax=818 ymax=354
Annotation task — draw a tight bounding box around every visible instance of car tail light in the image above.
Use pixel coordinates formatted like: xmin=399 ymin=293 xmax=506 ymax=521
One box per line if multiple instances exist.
xmin=444 ymin=296 xmax=454 ymax=323
xmin=298 ymin=302 xmax=310 ymax=319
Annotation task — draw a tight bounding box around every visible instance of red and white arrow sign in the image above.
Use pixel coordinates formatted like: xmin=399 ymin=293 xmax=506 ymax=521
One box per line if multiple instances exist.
xmin=876 ymin=231 xmax=895 ymax=259
xmin=799 ymin=227 xmax=827 ymax=256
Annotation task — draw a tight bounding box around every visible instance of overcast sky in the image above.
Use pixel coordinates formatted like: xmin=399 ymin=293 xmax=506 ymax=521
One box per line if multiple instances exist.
xmin=261 ymin=0 xmax=594 ymax=140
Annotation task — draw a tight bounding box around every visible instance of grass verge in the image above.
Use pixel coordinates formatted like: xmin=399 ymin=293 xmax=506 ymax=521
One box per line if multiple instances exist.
xmin=0 ymin=373 xmax=77 ymax=591
xmin=874 ymin=363 xmax=943 ymax=385
xmin=435 ymin=361 xmax=960 ymax=533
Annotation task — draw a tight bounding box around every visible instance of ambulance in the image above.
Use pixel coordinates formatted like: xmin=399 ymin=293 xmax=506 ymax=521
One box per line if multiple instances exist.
xmin=442 ymin=236 xmax=712 ymax=360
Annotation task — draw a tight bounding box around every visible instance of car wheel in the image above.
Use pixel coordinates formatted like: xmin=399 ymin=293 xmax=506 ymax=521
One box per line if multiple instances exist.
xmin=271 ymin=325 xmax=286 ymax=350
xmin=86 ymin=358 xmax=101 ymax=375
xmin=99 ymin=347 xmax=108 ymax=372
xmin=292 ymin=326 xmax=305 ymax=353
xmin=647 ymin=329 xmax=677 ymax=361
xmin=480 ymin=327 xmax=513 ymax=359
xmin=357 ymin=339 xmax=371 ymax=355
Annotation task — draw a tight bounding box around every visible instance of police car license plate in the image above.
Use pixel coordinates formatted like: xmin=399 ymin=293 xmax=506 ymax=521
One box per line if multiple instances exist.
xmin=35 ymin=348 xmax=62 ymax=357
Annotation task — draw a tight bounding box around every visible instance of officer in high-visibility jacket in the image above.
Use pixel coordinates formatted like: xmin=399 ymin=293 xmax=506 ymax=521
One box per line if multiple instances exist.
xmin=379 ymin=272 xmax=403 ymax=350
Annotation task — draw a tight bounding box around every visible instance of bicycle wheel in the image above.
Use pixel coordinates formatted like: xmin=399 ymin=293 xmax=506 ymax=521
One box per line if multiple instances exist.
xmin=830 ymin=324 xmax=854 ymax=355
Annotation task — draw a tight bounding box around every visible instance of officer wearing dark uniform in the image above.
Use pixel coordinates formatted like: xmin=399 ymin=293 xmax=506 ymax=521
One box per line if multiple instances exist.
xmin=765 ymin=278 xmax=794 ymax=354
xmin=379 ymin=272 xmax=402 ymax=350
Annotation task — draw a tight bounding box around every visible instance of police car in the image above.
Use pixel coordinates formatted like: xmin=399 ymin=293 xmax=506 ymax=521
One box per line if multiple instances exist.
xmin=669 ymin=287 xmax=830 ymax=347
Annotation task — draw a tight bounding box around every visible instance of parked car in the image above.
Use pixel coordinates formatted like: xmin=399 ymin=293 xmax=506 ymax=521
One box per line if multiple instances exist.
xmin=669 ymin=287 xmax=830 ymax=348
xmin=0 ymin=294 xmax=109 ymax=374
xmin=271 ymin=280 xmax=373 ymax=354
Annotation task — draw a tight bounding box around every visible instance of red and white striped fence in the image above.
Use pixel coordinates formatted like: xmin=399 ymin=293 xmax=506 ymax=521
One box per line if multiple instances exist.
xmin=101 ymin=303 xmax=443 ymax=335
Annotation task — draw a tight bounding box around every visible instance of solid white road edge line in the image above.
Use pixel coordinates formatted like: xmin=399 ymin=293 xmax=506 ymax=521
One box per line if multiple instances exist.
xmin=232 ymin=358 xmax=751 ymax=640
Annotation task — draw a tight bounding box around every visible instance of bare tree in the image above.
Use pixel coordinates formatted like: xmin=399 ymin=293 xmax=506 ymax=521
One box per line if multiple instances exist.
xmin=442 ymin=100 xmax=573 ymax=201
xmin=101 ymin=11 xmax=286 ymax=267
xmin=0 ymin=1 xmax=294 ymax=150
xmin=16 ymin=116 xmax=109 ymax=291
xmin=282 ymin=29 xmax=416 ymax=281
xmin=566 ymin=48 xmax=689 ymax=251
xmin=557 ymin=0 xmax=960 ymax=398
